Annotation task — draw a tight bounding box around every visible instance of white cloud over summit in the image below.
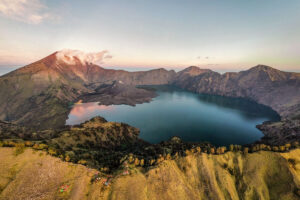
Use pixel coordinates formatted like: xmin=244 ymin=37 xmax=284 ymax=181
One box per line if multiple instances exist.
xmin=0 ymin=0 xmax=55 ymax=24
xmin=56 ymin=49 xmax=112 ymax=65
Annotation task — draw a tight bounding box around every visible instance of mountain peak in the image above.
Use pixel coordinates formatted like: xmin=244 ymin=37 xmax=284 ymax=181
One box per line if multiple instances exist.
xmin=179 ymin=66 xmax=211 ymax=76
xmin=55 ymin=49 xmax=109 ymax=65
xmin=250 ymin=65 xmax=276 ymax=71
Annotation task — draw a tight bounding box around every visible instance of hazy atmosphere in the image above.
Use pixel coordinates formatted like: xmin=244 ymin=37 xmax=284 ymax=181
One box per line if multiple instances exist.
xmin=0 ymin=0 xmax=300 ymax=74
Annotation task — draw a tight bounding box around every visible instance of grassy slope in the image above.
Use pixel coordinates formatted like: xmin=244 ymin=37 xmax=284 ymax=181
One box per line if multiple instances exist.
xmin=0 ymin=148 xmax=299 ymax=200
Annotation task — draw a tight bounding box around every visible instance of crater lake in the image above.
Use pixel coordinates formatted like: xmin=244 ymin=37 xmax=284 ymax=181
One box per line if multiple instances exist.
xmin=66 ymin=86 xmax=280 ymax=146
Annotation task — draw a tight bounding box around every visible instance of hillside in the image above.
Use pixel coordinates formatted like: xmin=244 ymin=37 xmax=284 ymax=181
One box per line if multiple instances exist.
xmin=0 ymin=147 xmax=299 ymax=200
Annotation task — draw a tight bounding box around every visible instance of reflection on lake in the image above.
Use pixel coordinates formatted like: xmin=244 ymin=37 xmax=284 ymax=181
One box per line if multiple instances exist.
xmin=66 ymin=86 xmax=280 ymax=146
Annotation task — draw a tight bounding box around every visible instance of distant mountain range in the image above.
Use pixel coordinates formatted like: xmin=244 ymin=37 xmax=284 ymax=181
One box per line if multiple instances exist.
xmin=0 ymin=50 xmax=299 ymax=144
xmin=173 ymin=65 xmax=300 ymax=119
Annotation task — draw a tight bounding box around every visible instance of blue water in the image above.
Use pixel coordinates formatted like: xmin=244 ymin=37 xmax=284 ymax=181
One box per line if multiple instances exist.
xmin=66 ymin=86 xmax=280 ymax=146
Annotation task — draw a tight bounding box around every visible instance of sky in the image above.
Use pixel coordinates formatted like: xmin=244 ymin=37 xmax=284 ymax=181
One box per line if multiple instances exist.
xmin=0 ymin=0 xmax=299 ymax=74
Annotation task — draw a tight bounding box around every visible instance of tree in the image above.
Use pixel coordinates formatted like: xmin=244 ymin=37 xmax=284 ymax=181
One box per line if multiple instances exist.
xmin=173 ymin=152 xmax=179 ymax=159
xmin=140 ymin=159 xmax=144 ymax=167
xmin=279 ymin=146 xmax=285 ymax=152
xmin=292 ymin=141 xmax=299 ymax=148
xmin=25 ymin=141 xmax=33 ymax=147
xmin=285 ymin=143 xmax=291 ymax=150
xmin=134 ymin=158 xmax=140 ymax=166
xmin=243 ymin=147 xmax=249 ymax=155
xmin=165 ymin=153 xmax=171 ymax=160
xmin=210 ymin=148 xmax=215 ymax=154
xmin=216 ymin=148 xmax=221 ymax=154
xmin=221 ymin=146 xmax=227 ymax=153
xmin=266 ymin=145 xmax=272 ymax=151
xmin=14 ymin=143 xmax=25 ymax=156
xmin=196 ymin=147 xmax=201 ymax=153
xmin=65 ymin=155 xmax=71 ymax=162
xmin=272 ymin=146 xmax=279 ymax=152
xmin=33 ymin=143 xmax=48 ymax=150
xmin=217 ymin=147 xmax=226 ymax=154
xmin=7 ymin=141 xmax=16 ymax=147
xmin=259 ymin=144 xmax=266 ymax=150
xmin=33 ymin=143 xmax=39 ymax=150
xmin=150 ymin=159 xmax=155 ymax=165
xmin=78 ymin=160 xmax=87 ymax=165
xmin=48 ymin=148 xmax=57 ymax=156
xmin=128 ymin=154 xmax=134 ymax=164
xmin=234 ymin=145 xmax=241 ymax=151
xmin=185 ymin=149 xmax=191 ymax=155
xmin=229 ymin=144 xmax=234 ymax=151
xmin=251 ymin=146 xmax=257 ymax=152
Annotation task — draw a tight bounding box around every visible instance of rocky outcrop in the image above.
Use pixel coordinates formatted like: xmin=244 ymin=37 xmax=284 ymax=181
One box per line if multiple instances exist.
xmin=257 ymin=119 xmax=300 ymax=145
xmin=50 ymin=116 xmax=142 ymax=149
xmin=79 ymin=80 xmax=157 ymax=106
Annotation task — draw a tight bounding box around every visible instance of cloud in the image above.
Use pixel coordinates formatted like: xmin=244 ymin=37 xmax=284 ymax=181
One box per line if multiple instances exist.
xmin=196 ymin=56 xmax=211 ymax=59
xmin=0 ymin=0 xmax=55 ymax=24
xmin=56 ymin=49 xmax=112 ymax=65
xmin=104 ymin=55 xmax=113 ymax=59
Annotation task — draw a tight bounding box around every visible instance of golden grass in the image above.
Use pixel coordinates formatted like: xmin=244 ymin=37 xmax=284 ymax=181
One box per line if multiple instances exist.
xmin=0 ymin=148 xmax=299 ymax=200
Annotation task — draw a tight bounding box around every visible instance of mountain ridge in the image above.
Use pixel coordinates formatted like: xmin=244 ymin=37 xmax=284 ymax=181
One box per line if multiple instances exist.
xmin=0 ymin=51 xmax=299 ymax=144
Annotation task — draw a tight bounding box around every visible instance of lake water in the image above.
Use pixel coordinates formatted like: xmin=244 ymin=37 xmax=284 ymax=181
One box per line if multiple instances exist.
xmin=66 ymin=86 xmax=280 ymax=146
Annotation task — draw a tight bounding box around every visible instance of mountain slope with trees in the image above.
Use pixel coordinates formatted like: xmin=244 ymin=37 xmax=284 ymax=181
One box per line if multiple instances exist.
xmin=0 ymin=147 xmax=299 ymax=200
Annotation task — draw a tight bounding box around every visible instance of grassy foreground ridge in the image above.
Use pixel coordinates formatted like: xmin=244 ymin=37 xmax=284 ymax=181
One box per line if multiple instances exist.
xmin=0 ymin=147 xmax=299 ymax=200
